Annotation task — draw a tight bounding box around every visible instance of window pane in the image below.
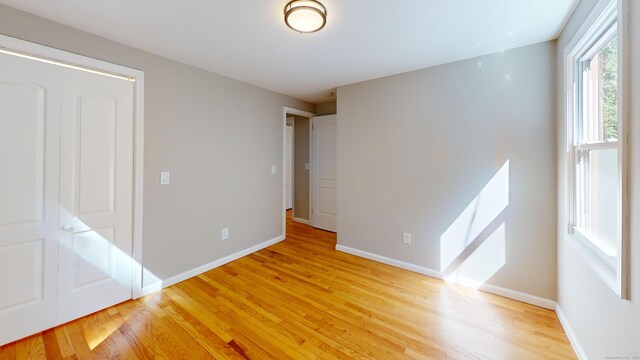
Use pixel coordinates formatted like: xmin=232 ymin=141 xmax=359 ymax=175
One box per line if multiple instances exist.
xmin=602 ymin=37 xmax=618 ymax=141
xmin=575 ymin=147 xmax=619 ymax=250
xmin=580 ymin=36 xmax=618 ymax=144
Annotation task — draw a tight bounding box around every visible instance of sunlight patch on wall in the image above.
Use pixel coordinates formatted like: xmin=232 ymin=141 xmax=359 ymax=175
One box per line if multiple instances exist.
xmin=440 ymin=160 xmax=509 ymax=272
xmin=446 ymin=223 xmax=506 ymax=288
xmin=439 ymin=160 xmax=509 ymax=288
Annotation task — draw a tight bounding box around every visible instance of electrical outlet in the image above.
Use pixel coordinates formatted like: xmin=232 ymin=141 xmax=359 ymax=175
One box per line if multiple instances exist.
xmin=402 ymin=232 xmax=411 ymax=244
xmin=221 ymin=228 xmax=229 ymax=240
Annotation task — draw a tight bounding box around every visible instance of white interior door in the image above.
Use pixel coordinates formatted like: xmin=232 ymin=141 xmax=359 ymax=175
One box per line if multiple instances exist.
xmin=0 ymin=52 xmax=62 ymax=345
xmin=311 ymin=115 xmax=337 ymax=232
xmin=0 ymin=49 xmax=135 ymax=345
xmin=57 ymin=66 xmax=135 ymax=323
xmin=286 ymin=125 xmax=293 ymax=210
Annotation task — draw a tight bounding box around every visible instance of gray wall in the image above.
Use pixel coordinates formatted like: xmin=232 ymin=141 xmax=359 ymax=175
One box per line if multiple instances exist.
xmin=556 ymin=0 xmax=640 ymax=357
xmin=337 ymin=41 xmax=558 ymax=300
xmin=293 ymin=116 xmax=310 ymax=221
xmin=315 ymin=102 xmax=337 ymax=116
xmin=0 ymin=5 xmax=314 ymax=288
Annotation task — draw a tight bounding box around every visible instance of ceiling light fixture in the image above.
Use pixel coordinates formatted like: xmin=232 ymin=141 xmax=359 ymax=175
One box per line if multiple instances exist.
xmin=284 ymin=0 xmax=327 ymax=33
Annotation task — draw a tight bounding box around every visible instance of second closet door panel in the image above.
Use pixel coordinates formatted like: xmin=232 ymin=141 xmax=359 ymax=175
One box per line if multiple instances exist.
xmin=58 ymin=68 xmax=134 ymax=323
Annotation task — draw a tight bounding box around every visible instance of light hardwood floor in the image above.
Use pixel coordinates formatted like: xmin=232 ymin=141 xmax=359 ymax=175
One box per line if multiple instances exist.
xmin=0 ymin=211 xmax=575 ymax=359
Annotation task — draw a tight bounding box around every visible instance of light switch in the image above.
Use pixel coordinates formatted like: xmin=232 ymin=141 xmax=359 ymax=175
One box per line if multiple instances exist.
xmin=271 ymin=165 xmax=277 ymax=175
xmin=305 ymin=163 xmax=310 ymax=170
xmin=160 ymin=171 xmax=170 ymax=185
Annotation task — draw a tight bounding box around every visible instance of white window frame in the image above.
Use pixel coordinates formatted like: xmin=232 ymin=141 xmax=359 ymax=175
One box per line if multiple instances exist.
xmin=564 ymin=0 xmax=629 ymax=299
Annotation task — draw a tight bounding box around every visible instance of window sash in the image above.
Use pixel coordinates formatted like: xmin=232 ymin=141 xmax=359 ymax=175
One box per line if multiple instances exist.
xmin=575 ymin=24 xmax=617 ymax=147
xmin=571 ymin=143 xmax=622 ymax=242
xmin=578 ymin=24 xmax=617 ymax=63
xmin=574 ymin=141 xmax=617 ymax=151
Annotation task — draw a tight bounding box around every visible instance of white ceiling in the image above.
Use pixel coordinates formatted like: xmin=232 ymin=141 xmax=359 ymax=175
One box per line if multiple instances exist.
xmin=0 ymin=0 xmax=578 ymax=104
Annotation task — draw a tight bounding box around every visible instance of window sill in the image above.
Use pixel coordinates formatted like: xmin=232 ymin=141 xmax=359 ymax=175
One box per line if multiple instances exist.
xmin=567 ymin=231 xmax=621 ymax=298
xmin=573 ymin=227 xmax=617 ymax=257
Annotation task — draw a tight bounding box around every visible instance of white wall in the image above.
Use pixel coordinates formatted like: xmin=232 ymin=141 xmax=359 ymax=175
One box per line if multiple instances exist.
xmin=337 ymin=41 xmax=558 ymax=301
xmin=556 ymin=0 xmax=640 ymax=357
xmin=0 ymin=5 xmax=314 ymax=288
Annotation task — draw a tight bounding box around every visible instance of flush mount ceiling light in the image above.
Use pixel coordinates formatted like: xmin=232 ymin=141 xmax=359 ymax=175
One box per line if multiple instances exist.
xmin=284 ymin=0 xmax=327 ymax=33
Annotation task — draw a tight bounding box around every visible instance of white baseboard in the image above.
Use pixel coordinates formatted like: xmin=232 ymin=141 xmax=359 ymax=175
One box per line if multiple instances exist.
xmin=292 ymin=217 xmax=310 ymax=225
xmin=555 ymin=303 xmax=587 ymax=360
xmin=477 ymin=282 xmax=556 ymax=309
xmin=335 ymin=244 xmax=445 ymax=279
xmin=335 ymin=244 xmax=555 ymax=310
xmin=138 ymin=234 xmax=285 ymax=297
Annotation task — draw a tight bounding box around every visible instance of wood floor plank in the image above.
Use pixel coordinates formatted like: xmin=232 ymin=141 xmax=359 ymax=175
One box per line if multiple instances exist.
xmin=0 ymin=210 xmax=576 ymax=359
xmin=163 ymin=286 xmax=234 ymax=343
xmin=52 ymin=327 xmax=75 ymax=360
xmin=14 ymin=335 xmax=46 ymax=360
xmin=41 ymin=329 xmax=62 ymax=360
xmin=160 ymin=303 xmax=245 ymax=360
xmin=0 ymin=342 xmax=16 ymax=360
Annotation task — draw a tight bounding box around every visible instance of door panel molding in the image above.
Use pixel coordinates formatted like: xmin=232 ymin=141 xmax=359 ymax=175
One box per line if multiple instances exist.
xmin=0 ymin=80 xmax=46 ymax=226
xmin=75 ymin=93 xmax=117 ymax=215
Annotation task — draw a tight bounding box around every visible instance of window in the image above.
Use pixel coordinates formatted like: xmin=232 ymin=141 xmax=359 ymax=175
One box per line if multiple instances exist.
xmin=566 ymin=0 xmax=628 ymax=298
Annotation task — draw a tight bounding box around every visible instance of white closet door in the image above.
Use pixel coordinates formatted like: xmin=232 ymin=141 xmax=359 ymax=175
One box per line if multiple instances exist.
xmin=286 ymin=125 xmax=293 ymax=210
xmin=57 ymin=68 xmax=135 ymax=323
xmin=311 ymin=115 xmax=337 ymax=232
xmin=0 ymin=53 xmax=61 ymax=345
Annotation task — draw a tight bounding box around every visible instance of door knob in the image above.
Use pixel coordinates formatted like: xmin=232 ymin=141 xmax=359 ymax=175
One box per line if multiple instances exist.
xmin=62 ymin=224 xmax=75 ymax=232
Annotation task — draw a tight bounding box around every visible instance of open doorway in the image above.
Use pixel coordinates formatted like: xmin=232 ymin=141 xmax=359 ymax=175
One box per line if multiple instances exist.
xmin=282 ymin=107 xmax=314 ymax=237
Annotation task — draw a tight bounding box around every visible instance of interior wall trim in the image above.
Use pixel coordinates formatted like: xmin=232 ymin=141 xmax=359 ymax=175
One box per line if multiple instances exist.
xmin=335 ymin=244 xmax=557 ymax=310
xmin=292 ymin=217 xmax=311 ymax=225
xmin=555 ymin=303 xmax=588 ymax=359
xmin=139 ymin=235 xmax=286 ymax=297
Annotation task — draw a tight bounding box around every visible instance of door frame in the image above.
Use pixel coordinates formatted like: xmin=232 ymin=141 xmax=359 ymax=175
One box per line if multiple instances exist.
xmin=282 ymin=107 xmax=314 ymax=237
xmin=0 ymin=34 xmax=147 ymax=299
xmin=285 ymin=118 xmax=295 ymax=212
